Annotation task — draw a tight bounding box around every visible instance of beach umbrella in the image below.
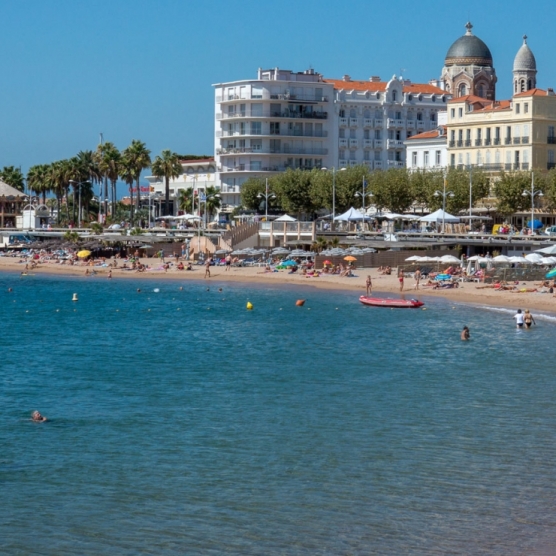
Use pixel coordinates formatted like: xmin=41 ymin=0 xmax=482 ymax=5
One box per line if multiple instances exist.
xmin=527 ymin=219 xmax=543 ymax=229
xmin=493 ymin=255 xmax=510 ymax=262
xmin=440 ymin=255 xmax=461 ymax=263
xmin=546 ymin=268 xmax=556 ymax=279
xmin=323 ymin=260 xmax=332 ymax=265
xmin=77 ymin=250 xmax=91 ymax=258
xmin=344 ymin=255 xmax=357 ymax=261
xmin=509 ymin=256 xmax=533 ymax=264
xmin=535 ymin=244 xmax=556 ymax=255
xmin=525 ymin=253 xmax=543 ymax=263
xmin=279 ymin=260 xmax=297 ymax=266
xmin=405 ymin=255 xmax=420 ymax=261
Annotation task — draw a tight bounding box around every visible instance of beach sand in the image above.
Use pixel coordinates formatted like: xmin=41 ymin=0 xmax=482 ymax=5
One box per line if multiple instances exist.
xmin=3 ymin=255 xmax=556 ymax=315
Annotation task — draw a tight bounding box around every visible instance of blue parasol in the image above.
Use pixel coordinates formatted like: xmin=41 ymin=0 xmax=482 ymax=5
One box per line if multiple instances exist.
xmin=527 ymin=219 xmax=543 ymax=229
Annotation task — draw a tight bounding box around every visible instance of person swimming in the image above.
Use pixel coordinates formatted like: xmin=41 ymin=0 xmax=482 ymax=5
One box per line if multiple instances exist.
xmin=31 ymin=410 xmax=47 ymax=422
xmin=461 ymin=326 xmax=470 ymax=341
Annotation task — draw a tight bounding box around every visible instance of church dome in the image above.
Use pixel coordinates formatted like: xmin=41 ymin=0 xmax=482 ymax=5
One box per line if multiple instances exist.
xmin=513 ymin=36 xmax=536 ymax=71
xmin=445 ymin=22 xmax=493 ymax=67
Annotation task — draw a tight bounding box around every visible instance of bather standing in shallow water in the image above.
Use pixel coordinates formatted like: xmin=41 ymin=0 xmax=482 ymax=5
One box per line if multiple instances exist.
xmin=31 ymin=410 xmax=47 ymax=422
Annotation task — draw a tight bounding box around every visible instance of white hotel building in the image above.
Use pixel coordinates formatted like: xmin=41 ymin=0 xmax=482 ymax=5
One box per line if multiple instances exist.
xmin=214 ymin=67 xmax=449 ymax=207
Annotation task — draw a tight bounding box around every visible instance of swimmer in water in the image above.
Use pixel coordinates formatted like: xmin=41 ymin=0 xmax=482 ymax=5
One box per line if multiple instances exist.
xmin=461 ymin=326 xmax=470 ymax=341
xmin=31 ymin=410 xmax=47 ymax=422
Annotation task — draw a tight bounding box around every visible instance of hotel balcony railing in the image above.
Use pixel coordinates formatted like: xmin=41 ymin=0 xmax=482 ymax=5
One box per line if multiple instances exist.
xmin=339 ymin=117 xmax=348 ymax=126
xmin=474 ymin=139 xmax=482 ymax=146
xmin=484 ymin=138 xmax=491 ymax=146
xmin=387 ymin=118 xmax=405 ymax=128
xmin=449 ymin=140 xmax=455 ymax=147
xmin=363 ymin=118 xmax=373 ymax=127
xmin=374 ymin=160 xmax=383 ymax=169
xmin=216 ymin=93 xmax=328 ymax=103
xmin=522 ymin=162 xmax=530 ymax=170
xmin=548 ymin=162 xmax=556 ymax=170
xmin=465 ymin=139 xmax=472 ymax=146
xmin=349 ymin=118 xmax=358 ymax=127
xmin=339 ymin=159 xmax=348 ymax=166
xmin=505 ymin=137 xmax=512 ymax=144
xmin=374 ymin=139 xmax=384 ymax=148
xmin=548 ymin=136 xmax=556 ymax=144
xmin=339 ymin=139 xmax=348 ymax=147
xmin=493 ymin=138 xmax=500 ymax=145
xmin=387 ymin=140 xmax=404 ymax=149
xmin=220 ymin=163 xmax=320 ymax=173
xmin=416 ymin=121 xmax=425 ymax=129
xmin=217 ymin=147 xmax=328 ymax=155
xmin=521 ymin=136 xmax=529 ymax=144
xmin=513 ymin=137 xmax=521 ymax=144
xmin=348 ymin=160 xmax=358 ymax=167
xmin=406 ymin=120 xmax=415 ymax=129
xmin=349 ymin=139 xmax=359 ymax=148
xmin=456 ymin=140 xmax=463 ymax=147
xmin=387 ymin=160 xmax=405 ymax=168
xmin=217 ymin=129 xmax=328 ymax=138
xmin=363 ymin=139 xmax=373 ymax=148
xmin=374 ymin=119 xmax=384 ymax=127
xmin=216 ymin=110 xmax=328 ymax=120
xmin=503 ymin=163 xmax=527 ymax=171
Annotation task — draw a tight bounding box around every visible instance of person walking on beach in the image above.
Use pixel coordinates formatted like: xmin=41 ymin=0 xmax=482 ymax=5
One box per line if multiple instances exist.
xmin=514 ymin=309 xmax=524 ymax=328
xmin=398 ymin=270 xmax=404 ymax=292
xmin=225 ymin=253 xmax=232 ymax=271
xmin=205 ymin=257 xmax=212 ymax=278
xmin=461 ymin=326 xmax=470 ymax=341
xmin=366 ymin=275 xmax=372 ymax=295
xmin=414 ymin=268 xmax=421 ymax=290
xmin=524 ymin=309 xmax=536 ymax=328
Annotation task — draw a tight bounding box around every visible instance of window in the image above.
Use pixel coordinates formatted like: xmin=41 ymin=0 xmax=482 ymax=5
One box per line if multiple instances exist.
xmin=524 ymin=103 xmax=529 ymax=114
xmin=339 ymin=109 xmax=345 ymax=117
xmin=549 ymin=150 xmax=555 ymax=163
xmin=270 ymin=104 xmax=281 ymax=117
xmin=270 ymin=122 xmax=280 ymax=135
xmin=549 ymin=126 xmax=555 ymax=138
xmin=424 ymin=151 xmax=429 ymax=166
xmin=495 ymin=151 xmax=500 ymax=164
xmin=251 ymin=139 xmax=262 ymax=151
xmin=516 ymin=103 xmax=520 ymax=114
xmin=227 ymin=105 xmax=235 ymax=115
xmin=486 ymin=151 xmax=491 ymax=164
xmin=395 ymin=130 xmax=402 ymax=140
xmin=430 ymin=113 xmax=436 ymax=122
xmin=431 ymin=95 xmax=436 ymax=102
xmin=477 ymin=150 xmax=482 ymax=165
xmin=451 ymin=153 xmax=456 ymax=166
xmin=392 ymin=90 xmax=397 ymax=101
xmin=466 ymin=152 xmax=471 ymax=165
xmin=466 ymin=129 xmax=471 ymax=140
xmin=458 ymin=107 xmax=463 ymax=117
xmin=395 ymin=111 xmax=402 ymax=119
xmin=459 ymin=83 xmax=467 ymax=96
xmin=417 ymin=112 xmax=423 ymax=121
xmin=239 ymin=122 xmax=245 ymax=135
xmin=350 ymin=108 xmax=356 ymax=118
xmin=375 ymin=130 xmax=381 ymax=140
xmin=450 ymin=109 xmax=455 ymax=118
xmin=436 ymin=150 xmax=441 ymax=166
xmin=252 ymin=86 xmax=263 ymax=99
xmin=250 ymin=122 xmax=261 ymax=135
xmin=339 ymin=129 xmax=345 ymax=138
xmin=458 ymin=153 xmax=463 ymax=165
xmin=364 ymin=150 xmax=371 ymax=161
xmin=350 ymin=129 xmax=356 ymax=139
xmin=364 ymin=129 xmax=370 ymax=139
xmin=451 ymin=130 xmax=455 ymax=141
xmin=412 ymin=152 xmax=417 ymax=167
xmin=374 ymin=151 xmax=381 ymax=161
xmin=251 ymin=161 xmax=261 ymax=170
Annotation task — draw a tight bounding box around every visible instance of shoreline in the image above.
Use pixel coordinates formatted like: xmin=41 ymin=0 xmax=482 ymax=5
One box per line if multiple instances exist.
xmin=3 ymin=256 xmax=556 ymax=316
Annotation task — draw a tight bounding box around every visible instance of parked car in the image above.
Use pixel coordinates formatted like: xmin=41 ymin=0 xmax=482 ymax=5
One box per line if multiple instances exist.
xmin=543 ymin=226 xmax=556 ymax=236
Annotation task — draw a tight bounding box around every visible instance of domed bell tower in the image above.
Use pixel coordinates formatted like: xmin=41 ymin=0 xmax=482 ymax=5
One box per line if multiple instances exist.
xmin=513 ymin=35 xmax=537 ymax=95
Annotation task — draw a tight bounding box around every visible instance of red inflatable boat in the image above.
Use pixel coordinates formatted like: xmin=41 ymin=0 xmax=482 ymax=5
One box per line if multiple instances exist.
xmin=359 ymin=296 xmax=424 ymax=308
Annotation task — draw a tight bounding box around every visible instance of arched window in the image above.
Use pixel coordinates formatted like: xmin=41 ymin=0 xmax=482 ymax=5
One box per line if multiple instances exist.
xmin=349 ymin=108 xmax=356 ymax=118
xmin=521 ymin=80 xmax=526 ymax=92
xmin=528 ymin=79 xmax=532 ymax=90
xmin=459 ymin=83 xmax=467 ymax=96
xmin=486 ymin=151 xmax=491 ymax=165
xmin=515 ymin=81 xmax=518 ymax=93
xmin=477 ymin=150 xmax=482 ymax=165
xmin=392 ymin=90 xmax=397 ymax=101
xmin=495 ymin=151 xmax=501 ymax=164
xmin=363 ymin=109 xmax=370 ymax=118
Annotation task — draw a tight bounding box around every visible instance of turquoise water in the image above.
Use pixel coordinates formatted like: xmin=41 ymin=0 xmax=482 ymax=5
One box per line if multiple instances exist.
xmin=2 ymin=273 xmax=556 ymax=555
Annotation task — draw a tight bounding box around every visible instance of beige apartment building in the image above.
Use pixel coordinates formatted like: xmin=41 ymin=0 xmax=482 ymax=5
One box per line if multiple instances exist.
xmin=446 ymin=35 xmax=556 ymax=173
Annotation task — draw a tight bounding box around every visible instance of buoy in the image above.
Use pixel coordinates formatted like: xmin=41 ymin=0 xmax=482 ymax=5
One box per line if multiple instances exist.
xmin=154 ymin=288 xmax=160 ymax=293
xmin=72 ymin=293 xmax=78 ymax=302
xmin=246 ymin=302 xmax=253 ymax=310
xmin=295 ymin=300 xmax=305 ymax=306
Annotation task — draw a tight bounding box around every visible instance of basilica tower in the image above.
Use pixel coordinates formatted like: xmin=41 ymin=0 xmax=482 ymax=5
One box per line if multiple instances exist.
xmin=441 ymin=22 xmax=497 ymax=100
xmin=513 ymin=35 xmax=537 ymax=94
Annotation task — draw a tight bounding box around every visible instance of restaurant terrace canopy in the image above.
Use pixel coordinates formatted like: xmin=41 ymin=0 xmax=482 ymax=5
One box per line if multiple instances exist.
xmin=418 ymin=209 xmax=460 ymax=223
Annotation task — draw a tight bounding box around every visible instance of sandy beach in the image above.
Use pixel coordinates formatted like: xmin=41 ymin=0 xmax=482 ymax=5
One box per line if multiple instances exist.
xmin=3 ymin=255 xmax=556 ymax=315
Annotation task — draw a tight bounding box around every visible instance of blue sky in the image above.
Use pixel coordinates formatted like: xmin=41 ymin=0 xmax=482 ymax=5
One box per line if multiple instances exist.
xmin=1 ymin=0 xmax=555 ymax=190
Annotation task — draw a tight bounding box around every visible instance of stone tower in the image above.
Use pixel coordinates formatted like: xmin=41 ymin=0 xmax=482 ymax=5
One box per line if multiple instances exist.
xmin=513 ymin=35 xmax=537 ymax=94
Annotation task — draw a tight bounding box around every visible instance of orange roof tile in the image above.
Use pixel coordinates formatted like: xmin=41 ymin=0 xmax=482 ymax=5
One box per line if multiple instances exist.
xmin=407 ymin=127 xmax=446 ymax=140
xmin=448 ymin=94 xmax=489 ymax=104
xmin=474 ymin=100 xmax=511 ymax=113
xmin=514 ymin=88 xmax=548 ymax=97
xmin=324 ymin=79 xmax=445 ymax=95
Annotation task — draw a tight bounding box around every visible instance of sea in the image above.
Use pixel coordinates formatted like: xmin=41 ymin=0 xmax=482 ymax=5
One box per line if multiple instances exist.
xmin=1 ymin=272 xmax=556 ymax=555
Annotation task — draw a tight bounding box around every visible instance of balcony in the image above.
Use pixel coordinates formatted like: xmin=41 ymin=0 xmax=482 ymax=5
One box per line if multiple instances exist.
xmin=387 ymin=160 xmax=404 ymax=168
xmin=457 ymin=140 xmax=463 ymax=147
xmin=465 ymin=139 xmax=472 ymax=146
xmin=406 ymin=120 xmax=415 ymax=129
xmin=349 ymin=139 xmax=359 ymax=148
xmin=493 ymin=138 xmax=500 ymax=145
xmin=449 ymin=140 xmax=455 ymax=147
xmin=374 ymin=160 xmax=383 ymax=169
xmin=474 ymin=139 xmax=482 ymax=146
xmin=339 ymin=159 xmax=348 ymax=167
xmin=387 ymin=139 xmax=404 ymax=149
xmin=484 ymin=138 xmax=491 ymax=146
xmin=416 ymin=120 xmax=425 ymax=129
xmin=522 ymin=162 xmax=530 ymax=170
xmin=387 ymin=118 xmax=404 ymax=128
xmin=522 ymin=136 xmax=529 ymax=144
xmin=363 ymin=118 xmax=373 ymax=127
xmin=505 ymin=137 xmax=512 ymax=145
xmin=349 ymin=118 xmax=358 ymax=127
xmin=220 ymin=163 xmax=320 ymax=174
xmin=348 ymin=160 xmax=358 ymax=167
xmin=217 ymin=147 xmax=328 ymax=156
xmin=363 ymin=160 xmax=373 ymax=168
xmin=216 ymin=92 xmax=329 ymax=103
xmin=374 ymin=119 xmax=384 ymax=127
xmin=513 ymin=137 xmax=521 ymax=144
xmin=339 ymin=117 xmax=348 ymax=126
xmin=363 ymin=139 xmax=373 ymax=148
xmin=374 ymin=139 xmax=383 ymax=148
xmin=216 ymin=110 xmax=328 ymax=120
xmin=269 ymin=129 xmax=328 ymax=138
xmin=339 ymin=138 xmax=348 ymax=148
xmin=548 ymin=136 xmax=556 ymax=144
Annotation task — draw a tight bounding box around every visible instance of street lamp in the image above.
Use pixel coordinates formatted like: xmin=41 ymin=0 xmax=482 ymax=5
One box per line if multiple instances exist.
xmin=257 ymin=178 xmax=276 ymax=221
xmin=69 ymin=180 xmax=90 ymax=227
xmin=522 ymin=173 xmax=543 ymax=235
xmin=434 ymin=172 xmax=454 ymax=232
xmin=321 ymin=166 xmax=346 ymax=228
xmin=354 ymin=177 xmax=373 ymax=233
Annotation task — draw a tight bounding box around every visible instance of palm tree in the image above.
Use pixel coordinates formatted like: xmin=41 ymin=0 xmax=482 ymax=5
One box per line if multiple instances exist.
xmin=151 ymin=150 xmax=182 ymax=216
xmin=0 ymin=166 xmax=25 ymax=191
xmin=77 ymin=150 xmax=101 ymax=199
xmin=121 ymin=140 xmax=151 ymax=213
xmin=49 ymin=161 xmax=66 ymax=224
xmin=95 ymin=142 xmax=121 ymax=220
xmin=177 ymin=188 xmax=196 ymax=213
xmin=119 ymin=156 xmax=136 ymax=222
xmin=27 ymin=164 xmax=51 ymax=204
xmin=204 ymin=185 xmax=222 ymax=223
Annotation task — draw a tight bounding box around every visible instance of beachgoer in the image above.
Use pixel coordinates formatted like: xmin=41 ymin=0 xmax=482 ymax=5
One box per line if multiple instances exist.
xmin=461 ymin=326 xmax=470 ymax=341
xmin=366 ymin=275 xmax=372 ymax=295
xmin=31 ymin=410 xmax=47 ymax=422
xmin=205 ymin=257 xmax=211 ymax=278
xmin=514 ymin=309 xmax=524 ymax=328
xmin=186 ymin=262 xmax=193 ymax=271
xmin=414 ymin=268 xmax=421 ymax=290
xmin=225 ymin=254 xmax=231 ymax=271
xmin=524 ymin=309 xmax=536 ymax=328
xmin=108 ymin=270 xmax=112 ymax=279
xmin=398 ymin=270 xmax=404 ymax=292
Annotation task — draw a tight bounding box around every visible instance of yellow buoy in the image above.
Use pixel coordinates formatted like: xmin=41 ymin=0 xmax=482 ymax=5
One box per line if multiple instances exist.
xmin=246 ymin=301 xmax=253 ymax=310
xmin=72 ymin=293 xmax=78 ymax=302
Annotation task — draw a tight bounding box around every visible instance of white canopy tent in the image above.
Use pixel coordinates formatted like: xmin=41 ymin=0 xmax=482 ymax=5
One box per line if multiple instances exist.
xmin=334 ymin=207 xmax=372 ymax=221
xmin=174 ymin=214 xmax=201 ymax=220
xmin=535 ymin=244 xmax=556 ymax=255
xmin=418 ymin=209 xmax=460 ymax=223
xmin=274 ymin=214 xmax=297 ymax=222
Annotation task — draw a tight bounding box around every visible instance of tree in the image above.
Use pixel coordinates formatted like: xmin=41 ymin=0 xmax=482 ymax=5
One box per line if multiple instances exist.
xmin=151 ymin=150 xmax=182 ymax=216
xmin=493 ymin=171 xmax=542 ymax=217
xmin=367 ymin=168 xmax=414 ymax=214
xmin=272 ymin=169 xmax=316 ymax=217
xmin=177 ymin=188 xmax=196 ymax=214
xmin=119 ymin=156 xmax=136 ymax=222
xmin=204 ymin=186 xmax=222 ymax=222
xmin=122 ymin=140 xmax=151 ymax=212
xmin=27 ymin=164 xmax=52 ymax=204
xmin=0 ymin=166 xmax=24 ymax=191
xmin=240 ymin=177 xmax=267 ymax=210
xmin=95 ymin=142 xmax=121 ymax=219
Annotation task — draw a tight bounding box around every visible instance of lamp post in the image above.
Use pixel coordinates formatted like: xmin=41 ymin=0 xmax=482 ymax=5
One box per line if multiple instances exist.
xmin=257 ymin=178 xmax=276 ymax=221
xmin=321 ymin=166 xmax=346 ymax=229
xmin=69 ymin=180 xmax=90 ymax=227
xmin=354 ymin=177 xmax=373 ymax=233
xmin=522 ymin=173 xmax=543 ymax=235
xmin=434 ymin=171 xmax=454 ymax=233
